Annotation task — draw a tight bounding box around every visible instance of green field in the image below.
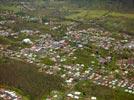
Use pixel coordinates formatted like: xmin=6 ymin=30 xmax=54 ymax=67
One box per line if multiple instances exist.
xmin=75 ymin=80 xmax=134 ymax=100
xmin=65 ymin=9 xmax=134 ymax=33
xmin=0 ymin=58 xmax=64 ymax=100
xmin=0 ymin=4 xmax=20 ymax=12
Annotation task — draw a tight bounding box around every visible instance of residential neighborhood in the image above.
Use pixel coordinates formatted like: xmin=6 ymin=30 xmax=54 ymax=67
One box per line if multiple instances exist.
xmin=0 ymin=89 xmax=22 ymax=100
xmin=0 ymin=0 xmax=134 ymax=100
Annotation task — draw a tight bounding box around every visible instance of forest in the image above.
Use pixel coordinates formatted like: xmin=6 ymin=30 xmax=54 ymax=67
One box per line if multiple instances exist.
xmin=0 ymin=0 xmax=133 ymax=11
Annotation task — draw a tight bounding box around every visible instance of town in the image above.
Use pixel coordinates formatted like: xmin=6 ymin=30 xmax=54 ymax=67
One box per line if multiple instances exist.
xmin=0 ymin=0 xmax=134 ymax=100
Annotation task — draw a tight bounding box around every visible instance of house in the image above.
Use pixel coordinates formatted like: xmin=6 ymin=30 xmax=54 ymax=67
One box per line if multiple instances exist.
xmin=22 ymin=38 xmax=33 ymax=44
xmin=91 ymin=96 xmax=97 ymax=100
xmin=117 ymin=58 xmax=134 ymax=68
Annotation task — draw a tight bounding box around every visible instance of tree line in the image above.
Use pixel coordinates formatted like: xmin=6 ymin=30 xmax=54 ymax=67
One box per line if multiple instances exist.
xmin=0 ymin=0 xmax=134 ymax=11
xmin=52 ymin=0 xmax=134 ymax=11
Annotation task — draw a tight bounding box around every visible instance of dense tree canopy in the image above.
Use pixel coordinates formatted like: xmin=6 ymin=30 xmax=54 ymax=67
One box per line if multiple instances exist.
xmin=67 ymin=0 xmax=134 ymax=10
xmin=0 ymin=0 xmax=133 ymax=11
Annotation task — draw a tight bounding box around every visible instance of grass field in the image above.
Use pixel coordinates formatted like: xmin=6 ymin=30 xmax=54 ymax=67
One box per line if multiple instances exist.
xmin=66 ymin=10 xmax=134 ymax=19
xmin=65 ymin=10 xmax=134 ymax=33
xmin=0 ymin=4 xmax=20 ymax=12
xmin=0 ymin=58 xmax=64 ymax=100
xmin=75 ymin=80 xmax=134 ymax=100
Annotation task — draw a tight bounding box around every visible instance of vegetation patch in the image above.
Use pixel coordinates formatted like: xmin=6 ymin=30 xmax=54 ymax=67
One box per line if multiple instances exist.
xmin=75 ymin=80 xmax=134 ymax=100
xmin=0 ymin=59 xmax=64 ymax=100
